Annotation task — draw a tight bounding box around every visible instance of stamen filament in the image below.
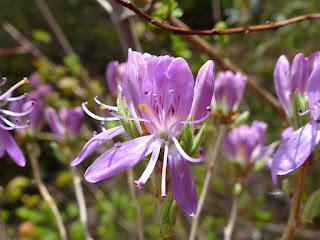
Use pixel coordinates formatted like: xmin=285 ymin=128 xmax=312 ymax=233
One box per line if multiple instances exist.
xmin=161 ymin=141 xmax=169 ymax=199
xmin=0 ymin=101 xmax=35 ymax=117
xmin=82 ymin=102 xmax=119 ymax=122
xmin=171 ymin=137 xmax=205 ymax=162
xmin=94 ymin=96 xmax=118 ymax=111
xmin=298 ymin=108 xmax=311 ymax=116
xmin=0 ymin=77 xmax=7 ymax=87
xmin=0 ymin=78 xmax=28 ymax=101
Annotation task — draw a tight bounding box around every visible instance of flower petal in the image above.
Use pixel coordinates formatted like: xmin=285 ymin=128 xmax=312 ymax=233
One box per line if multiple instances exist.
xmin=168 ymin=145 xmax=197 ymax=216
xmin=291 ymin=53 xmax=308 ymax=95
xmin=0 ymin=128 xmax=26 ymax=167
xmin=272 ymin=121 xmax=320 ymax=175
xmin=307 ymin=51 xmax=320 ymax=74
xmin=66 ymin=107 xmax=84 ymax=137
xmin=84 ymin=135 xmax=156 ymax=183
xmin=46 ymin=107 xmax=65 ymax=136
xmin=274 ymin=55 xmax=292 ymax=115
xmin=307 ymin=62 xmax=320 ymax=114
xmin=71 ymin=126 xmax=125 ymax=166
xmin=190 ymin=60 xmax=215 ymax=121
xmin=106 ymin=61 xmax=120 ymax=97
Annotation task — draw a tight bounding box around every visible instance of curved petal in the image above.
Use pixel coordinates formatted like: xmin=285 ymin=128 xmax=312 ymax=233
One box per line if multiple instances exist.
xmin=291 ymin=53 xmax=308 ymax=95
xmin=227 ymin=72 xmax=247 ymax=111
xmin=46 ymin=107 xmax=65 ymax=136
xmin=67 ymin=107 xmax=84 ymax=137
xmin=190 ymin=60 xmax=215 ymax=121
xmin=274 ymin=55 xmax=292 ymax=115
xmin=281 ymin=127 xmax=294 ymax=141
xmin=84 ymin=135 xmax=156 ymax=183
xmin=307 ymin=51 xmax=320 ymax=74
xmin=272 ymin=121 xmax=320 ymax=175
xmin=168 ymin=145 xmax=197 ymax=216
xmin=0 ymin=128 xmax=26 ymax=167
xmin=106 ymin=61 xmax=120 ymax=97
xmin=71 ymin=126 xmax=125 ymax=166
xmin=307 ymin=62 xmax=320 ymax=116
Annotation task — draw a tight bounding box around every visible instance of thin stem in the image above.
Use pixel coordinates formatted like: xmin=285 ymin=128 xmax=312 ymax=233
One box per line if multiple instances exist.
xmin=71 ymin=166 xmax=93 ymax=240
xmin=224 ymin=194 xmax=239 ymax=240
xmin=34 ymin=0 xmax=75 ymax=55
xmin=281 ymin=158 xmax=311 ymax=240
xmin=113 ymin=0 xmax=320 ymax=36
xmin=127 ymin=168 xmax=145 ymax=240
xmin=189 ymin=124 xmax=227 ymax=240
xmin=26 ymin=143 xmax=67 ymax=240
xmin=0 ymin=209 xmax=11 ymax=240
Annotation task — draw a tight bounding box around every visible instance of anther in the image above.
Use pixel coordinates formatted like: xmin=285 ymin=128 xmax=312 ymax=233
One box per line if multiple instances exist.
xmin=114 ymin=142 xmax=122 ymax=148
xmin=153 ymin=93 xmax=157 ymax=97
xmin=145 ymin=91 xmax=149 ymax=94
xmin=168 ymin=89 xmax=174 ymax=93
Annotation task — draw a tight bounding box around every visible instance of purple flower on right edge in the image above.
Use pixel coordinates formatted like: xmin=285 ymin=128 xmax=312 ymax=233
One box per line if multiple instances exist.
xmin=272 ymin=59 xmax=320 ymax=175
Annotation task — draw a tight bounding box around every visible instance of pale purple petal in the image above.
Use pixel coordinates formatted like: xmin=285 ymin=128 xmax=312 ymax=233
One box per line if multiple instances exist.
xmin=24 ymin=100 xmax=44 ymax=130
xmin=190 ymin=60 xmax=215 ymax=121
xmin=168 ymin=145 xmax=197 ymax=216
xmin=307 ymin=51 xmax=320 ymax=74
xmin=281 ymin=127 xmax=294 ymax=141
xmin=227 ymin=72 xmax=247 ymax=111
xmin=266 ymin=158 xmax=278 ymax=185
xmin=28 ymin=72 xmax=41 ymax=87
xmin=272 ymin=121 xmax=320 ymax=175
xmin=252 ymin=120 xmax=267 ymax=144
xmin=106 ymin=61 xmax=120 ymax=97
xmin=291 ymin=53 xmax=308 ymax=95
xmin=59 ymin=107 xmax=69 ymax=128
xmin=307 ymin=63 xmax=320 ymax=119
xmin=84 ymin=135 xmax=156 ymax=183
xmin=0 ymin=128 xmax=26 ymax=167
xmin=71 ymin=125 xmax=125 ymax=166
xmin=66 ymin=107 xmax=84 ymax=137
xmin=213 ymin=71 xmax=227 ymax=104
xmin=274 ymin=55 xmax=292 ymax=115
xmin=46 ymin=107 xmax=65 ymax=136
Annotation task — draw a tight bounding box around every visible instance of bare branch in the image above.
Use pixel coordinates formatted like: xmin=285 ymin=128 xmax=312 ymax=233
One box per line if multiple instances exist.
xmin=113 ymin=0 xmax=320 ymax=36
xmin=0 ymin=46 xmax=29 ymax=55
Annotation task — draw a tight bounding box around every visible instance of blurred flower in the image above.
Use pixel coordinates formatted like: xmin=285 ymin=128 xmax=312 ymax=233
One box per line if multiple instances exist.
xmin=211 ymin=70 xmax=247 ymax=115
xmin=72 ymin=50 xmax=215 ymax=216
xmin=106 ymin=61 xmax=127 ymax=98
xmin=272 ymin=62 xmax=320 ymax=175
xmin=223 ymin=121 xmax=268 ymax=164
xmin=46 ymin=106 xmax=84 ymax=138
xmin=274 ymin=52 xmax=320 ymax=118
xmin=0 ymin=77 xmax=34 ymax=166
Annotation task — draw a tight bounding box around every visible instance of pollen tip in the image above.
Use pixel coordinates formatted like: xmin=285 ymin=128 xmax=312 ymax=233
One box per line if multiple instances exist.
xmin=134 ymin=181 xmax=143 ymax=189
xmin=100 ymin=106 xmax=105 ymax=111
xmin=161 ymin=194 xmax=167 ymax=199
xmin=138 ymin=103 xmax=147 ymax=110
xmin=199 ymin=147 xmax=205 ymax=156
xmin=299 ymin=109 xmax=302 ymax=113
xmin=23 ymin=77 xmax=29 ymax=84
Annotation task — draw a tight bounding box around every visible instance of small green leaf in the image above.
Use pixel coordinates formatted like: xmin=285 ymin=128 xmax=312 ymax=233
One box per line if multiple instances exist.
xmin=231 ymin=111 xmax=250 ymax=128
xmin=178 ymin=122 xmax=193 ymax=155
xmin=189 ymin=124 xmax=206 ymax=156
xmin=158 ymin=194 xmax=177 ymax=238
xmin=293 ymin=89 xmax=309 ymax=130
xmin=301 ymin=189 xmax=320 ymax=224
xmin=282 ymin=178 xmax=292 ymax=196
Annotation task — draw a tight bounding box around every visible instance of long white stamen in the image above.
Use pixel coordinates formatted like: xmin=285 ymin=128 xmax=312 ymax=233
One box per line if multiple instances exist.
xmin=171 ymin=136 xmax=205 ymax=162
xmin=94 ymin=96 xmax=118 ymax=111
xmin=0 ymin=101 xmax=35 ymax=117
xmin=82 ymin=102 xmax=119 ymax=122
xmin=161 ymin=141 xmax=169 ymax=199
xmin=0 ymin=78 xmax=28 ymax=101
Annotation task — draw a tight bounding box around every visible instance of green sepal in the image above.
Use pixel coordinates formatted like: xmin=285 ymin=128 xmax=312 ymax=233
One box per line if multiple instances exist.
xmin=189 ymin=124 xmax=206 ymax=156
xmin=282 ymin=178 xmax=292 ymax=196
xmin=230 ymin=111 xmax=250 ymax=128
xmin=251 ymin=156 xmax=267 ymax=173
xmin=301 ymin=189 xmax=320 ymax=224
xmin=234 ymin=183 xmax=242 ymax=196
xmin=293 ymin=89 xmax=309 ymax=130
xmin=177 ymin=121 xmax=193 ymax=155
xmin=158 ymin=194 xmax=177 ymax=238
xmin=116 ymin=95 xmax=140 ymax=139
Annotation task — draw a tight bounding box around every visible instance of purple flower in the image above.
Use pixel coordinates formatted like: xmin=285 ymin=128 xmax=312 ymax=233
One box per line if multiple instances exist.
xmin=274 ymin=52 xmax=320 ymax=118
xmin=223 ymin=121 xmax=268 ymax=164
xmin=46 ymin=106 xmax=84 ymax=138
xmin=72 ymin=50 xmax=215 ymax=216
xmin=211 ymin=70 xmax=247 ymax=114
xmin=272 ymin=62 xmax=320 ymax=175
xmin=0 ymin=77 xmax=34 ymax=166
xmin=106 ymin=61 xmax=127 ymax=97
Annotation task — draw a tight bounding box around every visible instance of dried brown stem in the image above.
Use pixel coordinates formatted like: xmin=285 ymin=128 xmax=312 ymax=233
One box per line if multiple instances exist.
xmin=281 ymin=158 xmax=311 ymax=240
xmin=0 ymin=46 xmax=28 ymax=55
xmin=34 ymin=0 xmax=75 ymax=55
xmin=113 ymin=0 xmax=320 ymax=36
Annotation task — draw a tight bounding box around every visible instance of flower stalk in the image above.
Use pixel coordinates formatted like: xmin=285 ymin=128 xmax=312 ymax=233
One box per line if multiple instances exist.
xmin=224 ymin=194 xmax=239 ymax=240
xmin=189 ymin=124 xmax=226 ymax=240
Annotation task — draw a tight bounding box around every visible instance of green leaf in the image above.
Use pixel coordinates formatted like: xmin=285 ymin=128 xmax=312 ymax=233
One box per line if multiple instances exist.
xmin=293 ymin=89 xmax=309 ymax=130
xmin=116 ymin=95 xmax=140 ymax=139
xmin=189 ymin=124 xmax=206 ymax=156
xmin=178 ymin=122 xmax=193 ymax=155
xmin=301 ymin=189 xmax=320 ymax=224
xmin=231 ymin=111 xmax=250 ymax=128
xmin=158 ymin=194 xmax=177 ymax=238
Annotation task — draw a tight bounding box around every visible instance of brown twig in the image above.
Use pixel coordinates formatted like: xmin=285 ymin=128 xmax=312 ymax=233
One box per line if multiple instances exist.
xmin=34 ymin=0 xmax=75 ymax=55
xmin=0 ymin=46 xmax=28 ymax=55
xmin=0 ymin=210 xmax=11 ymax=240
xmin=113 ymin=0 xmax=320 ymax=36
xmin=26 ymin=143 xmax=68 ymax=240
xmin=281 ymin=158 xmax=311 ymax=240
xmin=167 ymin=16 xmax=285 ymax=118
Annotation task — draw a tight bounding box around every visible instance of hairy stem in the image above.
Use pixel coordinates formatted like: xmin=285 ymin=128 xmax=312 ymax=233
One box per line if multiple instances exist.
xmin=281 ymin=158 xmax=311 ymax=240
xmin=26 ymin=143 xmax=67 ymax=240
xmin=189 ymin=124 xmax=227 ymax=240
xmin=71 ymin=166 xmax=93 ymax=240
xmin=224 ymin=194 xmax=239 ymax=240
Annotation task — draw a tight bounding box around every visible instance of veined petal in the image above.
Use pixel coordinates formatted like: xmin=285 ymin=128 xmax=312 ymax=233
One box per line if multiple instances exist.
xmin=71 ymin=126 xmax=125 ymax=166
xmin=106 ymin=61 xmax=120 ymax=97
xmin=281 ymin=127 xmax=294 ymax=141
xmin=307 ymin=51 xmax=320 ymax=74
xmin=84 ymin=135 xmax=156 ymax=183
xmin=291 ymin=53 xmax=308 ymax=95
xmin=274 ymin=55 xmax=292 ymax=115
xmin=168 ymin=145 xmax=197 ymax=216
xmin=190 ymin=60 xmax=215 ymax=121
xmin=272 ymin=121 xmax=320 ymax=175
xmin=307 ymin=63 xmax=320 ymax=115
xmin=0 ymin=128 xmax=26 ymax=167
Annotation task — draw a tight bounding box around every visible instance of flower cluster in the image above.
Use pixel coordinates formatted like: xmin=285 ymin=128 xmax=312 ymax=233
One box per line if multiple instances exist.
xmin=72 ymin=49 xmax=215 ymax=216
